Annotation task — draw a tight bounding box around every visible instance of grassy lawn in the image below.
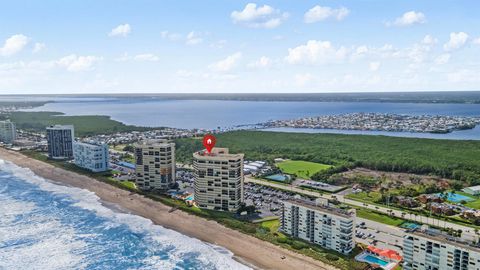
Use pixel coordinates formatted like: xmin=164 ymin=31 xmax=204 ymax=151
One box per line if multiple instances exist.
xmin=276 ymin=160 xmax=332 ymax=179
xmin=346 ymin=191 xmax=382 ymax=204
xmin=356 ymin=208 xmax=405 ymax=226
xmin=458 ymin=192 xmax=480 ymax=209
xmin=118 ymin=181 xmax=137 ymax=190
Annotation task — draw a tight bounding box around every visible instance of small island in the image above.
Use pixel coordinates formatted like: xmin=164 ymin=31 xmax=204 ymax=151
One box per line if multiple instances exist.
xmin=261 ymin=113 xmax=480 ymax=134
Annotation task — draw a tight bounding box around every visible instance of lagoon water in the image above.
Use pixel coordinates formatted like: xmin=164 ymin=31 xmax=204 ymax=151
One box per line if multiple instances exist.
xmin=25 ymin=97 xmax=480 ymax=140
xmin=0 ymin=160 xmax=250 ymax=270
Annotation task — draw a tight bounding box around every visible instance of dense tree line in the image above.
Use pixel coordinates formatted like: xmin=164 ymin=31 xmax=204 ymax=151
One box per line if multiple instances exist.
xmin=175 ymin=131 xmax=480 ymax=184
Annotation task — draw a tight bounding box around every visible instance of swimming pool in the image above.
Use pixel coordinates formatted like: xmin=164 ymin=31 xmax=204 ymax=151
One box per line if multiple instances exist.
xmin=437 ymin=192 xmax=474 ymax=203
xmin=363 ymin=255 xmax=389 ymax=266
xmin=401 ymin=222 xmax=420 ymax=230
xmin=265 ymin=174 xmax=290 ymax=182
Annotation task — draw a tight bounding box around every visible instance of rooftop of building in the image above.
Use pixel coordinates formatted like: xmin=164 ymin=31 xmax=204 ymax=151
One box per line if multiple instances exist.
xmin=47 ymin=124 xmax=74 ymax=129
xmin=284 ymin=198 xmax=355 ymax=219
xmin=193 ymin=147 xmax=244 ymax=159
xmin=464 ymin=185 xmax=480 ymax=191
xmin=74 ymin=140 xmax=107 ymax=147
xmin=406 ymin=227 xmax=480 ymax=252
xmin=134 ymin=139 xmax=174 ymax=148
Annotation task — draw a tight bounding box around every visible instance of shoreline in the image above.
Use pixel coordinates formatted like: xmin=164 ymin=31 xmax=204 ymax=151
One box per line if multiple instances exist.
xmin=0 ymin=148 xmax=336 ymax=270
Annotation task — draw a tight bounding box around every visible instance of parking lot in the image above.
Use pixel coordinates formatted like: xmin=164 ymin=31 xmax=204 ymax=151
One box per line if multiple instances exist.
xmin=244 ymin=182 xmax=314 ymax=217
xmin=355 ymin=218 xmax=404 ymax=254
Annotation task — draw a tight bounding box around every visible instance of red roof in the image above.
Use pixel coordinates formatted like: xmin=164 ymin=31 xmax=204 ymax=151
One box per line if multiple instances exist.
xmin=367 ymin=246 xmax=403 ymax=261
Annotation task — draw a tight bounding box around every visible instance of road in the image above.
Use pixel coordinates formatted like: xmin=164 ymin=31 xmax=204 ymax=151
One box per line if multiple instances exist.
xmin=245 ymin=176 xmax=478 ymax=241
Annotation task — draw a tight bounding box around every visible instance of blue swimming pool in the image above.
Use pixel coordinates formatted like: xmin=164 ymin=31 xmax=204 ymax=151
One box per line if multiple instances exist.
xmin=401 ymin=222 xmax=421 ymax=230
xmin=437 ymin=192 xmax=474 ymax=203
xmin=363 ymin=255 xmax=389 ymax=266
xmin=265 ymin=174 xmax=290 ymax=182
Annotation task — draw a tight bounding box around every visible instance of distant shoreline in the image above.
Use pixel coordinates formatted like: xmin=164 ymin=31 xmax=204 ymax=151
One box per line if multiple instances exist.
xmin=2 ymin=91 xmax=480 ymax=104
xmin=0 ymin=148 xmax=336 ymax=270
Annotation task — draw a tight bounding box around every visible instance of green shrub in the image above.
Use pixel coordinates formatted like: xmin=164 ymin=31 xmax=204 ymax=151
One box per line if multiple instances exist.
xmin=291 ymin=240 xmax=308 ymax=250
xmin=326 ymin=254 xmax=339 ymax=261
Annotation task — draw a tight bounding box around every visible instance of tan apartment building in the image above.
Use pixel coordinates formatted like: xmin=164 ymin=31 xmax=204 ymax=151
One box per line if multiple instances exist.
xmin=193 ymin=148 xmax=244 ymax=212
xmin=134 ymin=141 xmax=175 ymax=191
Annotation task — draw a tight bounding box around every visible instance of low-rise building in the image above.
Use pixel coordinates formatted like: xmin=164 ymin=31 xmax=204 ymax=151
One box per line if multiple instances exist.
xmin=193 ymin=148 xmax=244 ymax=212
xmin=463 ymin=185 xmax=480 ymax=196
xmin=281 ymin=198 xmax=356 ymax=254
xmin=403 ymin=226 xmax=480 ymax=270
xmin=0 ymin=120 xmax=17 ymax=144
xmin=73 ymin=141 xmax=109 ymax=172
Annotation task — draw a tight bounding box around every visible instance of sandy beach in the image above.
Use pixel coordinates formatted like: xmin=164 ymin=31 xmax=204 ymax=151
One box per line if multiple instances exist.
xmin=0 ymin=148 xmax=336 ymax=270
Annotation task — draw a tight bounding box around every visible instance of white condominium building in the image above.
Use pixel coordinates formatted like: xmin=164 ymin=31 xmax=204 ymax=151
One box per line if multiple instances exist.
xmin=134 ymin=141 xmax=175 ymax=191
xmin=46 ymin=125 xmax=75 ymax=160
xmin=281 ymin=199 xmax=356 ymax=254
xmin=73 ymin=141 xmax=109 ymax=172
xmin=403 ymin=227 xmax=480 ymax=270
xmin=0 ymin=120 xmax=17 ymax=144
xmin=193 ymin=148 xmax=244 ymax=212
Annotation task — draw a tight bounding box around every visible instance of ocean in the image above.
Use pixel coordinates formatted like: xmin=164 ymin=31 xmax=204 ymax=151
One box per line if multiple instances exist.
xmin=0 ymin=160 xmax=250 ymax=270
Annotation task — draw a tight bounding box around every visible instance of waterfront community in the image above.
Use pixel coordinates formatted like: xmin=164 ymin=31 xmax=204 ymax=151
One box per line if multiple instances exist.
xmin=262 ymin=113 xmax=480 ymax=134
xmin=1 ymin=108 xmax=480 ymax=270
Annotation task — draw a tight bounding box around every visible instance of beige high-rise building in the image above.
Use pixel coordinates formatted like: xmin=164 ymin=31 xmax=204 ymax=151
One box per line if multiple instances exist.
xmin=193 ymin=148 xmax=244 ymax=212
xmin=134 ymin=141 xmax=175 ymax=191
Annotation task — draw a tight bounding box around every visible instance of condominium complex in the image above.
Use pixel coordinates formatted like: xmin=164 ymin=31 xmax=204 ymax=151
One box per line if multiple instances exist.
xmin=134 ymin=141 xmax=175 ymax=191
xmin=281 ymin=198 xmax=356 ymax=254
xmin=192 ymin=148 xmax=244 ymax=212
xmin=403 ymin=227 xmax=480 ymax=270
xmin=73 ymin=141 xmax=109 ymax=172
xmin=46 ymin=125 xmax=74 ymax=160
xmin=0 ymin=120 xmax=16 ymax=144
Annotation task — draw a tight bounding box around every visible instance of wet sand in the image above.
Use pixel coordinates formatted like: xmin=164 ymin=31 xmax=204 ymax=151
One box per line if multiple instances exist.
xmin=0 ymin=148 xmax=336 ymax=270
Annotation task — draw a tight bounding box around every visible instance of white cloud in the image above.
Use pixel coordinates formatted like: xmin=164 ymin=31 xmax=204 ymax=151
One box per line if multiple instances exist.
xmin=369 ymin=62 xmax=381 ymax=71
xmin=295 ymin=73 xmax=313 ymax=86
xmin=209 ymin=52 xmax=242 ymax=72
xmin=210 ymin=40 xmax=227 ymax=49
xmin=474 ymin=37 xmax=480 ymax=45
xmin=56 ymin=54 xmax=101 ymax=71
xmin=161 ymin=31 xmax=182 ymax=41
xmin=133 ymin=54 xmax=159 ymax=62
xmin=447 ymin=69 xmax=480 ymax=83
xmin=186 ymin=31 xmax=203 ymax=45
xmin=435 ymin=54 xmax=450 ymax=65
xmin=304 ymin=6 xmax=349 ymax=23
xmin=443 ymin=32 xmax=469 ymax=51
xmin=116 ymin=53 xmax=160 ymax=62
xmin=0 ymin=34 xmax=30 ymax=56
xmin=32 ymin=42 xmax=46 ymax=53
xmin=108 ymin=24 xmax=131 ymax=37
xmin=231 ymin=3 xmax=288 ymax=29
xmin=285 ymin=40 xmax=348 ymax=65
xmin=421 ymin=35 xmax=437 ymax=46
xmin=391 ymin=11 xmax=426 ymax=26
xmin=248 ymin=56 xmax=271 ymax=69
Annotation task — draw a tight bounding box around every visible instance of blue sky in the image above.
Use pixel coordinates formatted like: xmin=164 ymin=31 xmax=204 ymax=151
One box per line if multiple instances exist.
xmin=0 ymin=0 xmax=479 ymax=94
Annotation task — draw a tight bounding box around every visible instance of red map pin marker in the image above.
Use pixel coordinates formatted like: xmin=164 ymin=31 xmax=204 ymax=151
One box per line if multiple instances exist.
xmin=202 ymin=134 xmax=216 ymax=153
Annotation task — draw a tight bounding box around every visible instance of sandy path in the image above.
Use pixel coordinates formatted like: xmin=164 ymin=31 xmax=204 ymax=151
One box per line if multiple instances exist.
xmin=0 ymin=148 xmax=336 ymax=270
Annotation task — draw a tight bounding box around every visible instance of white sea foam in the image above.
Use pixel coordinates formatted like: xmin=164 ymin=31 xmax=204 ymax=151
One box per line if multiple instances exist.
xmin=0 ymin=160 xmax=251 ymax=270
xmin=0 ymin=194 xmax=88 ymax=270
